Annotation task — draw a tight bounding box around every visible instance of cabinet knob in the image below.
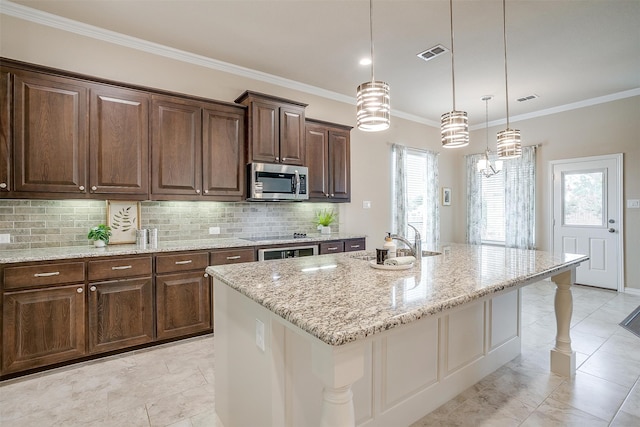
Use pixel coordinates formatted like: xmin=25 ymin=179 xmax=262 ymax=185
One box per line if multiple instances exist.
xmin=204 ymin=273 xmax=209 ymax=278
xmin=91 ymin=186 xmax=97 ymax=191
xmin=331 ymin=194 xmax=335 ymax=197
xmin=204 ymin=190 xmax=209 ymax=194
xmin=282 ymin=157 xmax=286 ymax=162
xmin=79 ymin=185 xmax=85 ymax=191
xmin=196 ymin=189 xmax=201 ymax=194
xmin=90 ymin=286 xmax=97 ymax=292
xmin=276 ymin=157 xmax=280 ymax=162
xmin=0 ymin=183 xmax=6 ymax=189
xmin=77 ymin=287 xmax=83 ymax=293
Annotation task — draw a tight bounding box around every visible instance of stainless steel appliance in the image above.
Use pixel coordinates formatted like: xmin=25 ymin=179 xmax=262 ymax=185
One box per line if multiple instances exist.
xmin=247 ymin=163 xmax=308 ymax=201
xmin=258 ymin=245 xmax=318 ymax=261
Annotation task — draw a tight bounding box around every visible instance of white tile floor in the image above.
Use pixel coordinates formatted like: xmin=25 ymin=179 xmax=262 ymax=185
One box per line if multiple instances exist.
xmin=1 ymin=281 xmax=639 ymax=426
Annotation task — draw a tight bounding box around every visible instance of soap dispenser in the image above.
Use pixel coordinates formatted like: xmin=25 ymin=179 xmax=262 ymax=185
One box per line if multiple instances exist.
xmin=384 ymin=233 xmax=397 ymax=258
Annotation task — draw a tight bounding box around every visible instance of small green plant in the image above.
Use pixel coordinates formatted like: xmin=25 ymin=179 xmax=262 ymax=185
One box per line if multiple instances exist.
xmin=315 ymin=209 xmax=337 ymax=227
xmin=87 ymin=224 xmax=112 ymax=244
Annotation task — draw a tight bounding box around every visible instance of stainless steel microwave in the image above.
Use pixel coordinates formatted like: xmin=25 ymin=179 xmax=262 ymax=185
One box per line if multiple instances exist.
xmin=247 ymin=163 xmax=308 ymax=201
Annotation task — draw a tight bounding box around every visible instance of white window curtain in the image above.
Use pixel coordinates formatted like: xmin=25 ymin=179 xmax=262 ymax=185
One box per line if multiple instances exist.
xmin=466 ymin=146 xmax=536 ymax=249
xmin=392 ymin=144 xmax=440 ymax=250
xmin=504 ymin=146 xmax=536 ymax=249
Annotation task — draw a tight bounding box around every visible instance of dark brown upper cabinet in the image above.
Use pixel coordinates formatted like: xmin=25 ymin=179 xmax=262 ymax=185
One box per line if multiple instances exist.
xmin=0 ymin=69 xmax=10 ymax=193
xmin=89 ymin=84 xmax=149 ymax=197
xmin=151 ymin=95 xmax=245 ymax=200
xmin=12 ymin=69 xmax=89 ymax=195
xmin=235 ymin=91 xmax=306 ymax=166
xmin=305 ymin=119 xmax=351 ymax=202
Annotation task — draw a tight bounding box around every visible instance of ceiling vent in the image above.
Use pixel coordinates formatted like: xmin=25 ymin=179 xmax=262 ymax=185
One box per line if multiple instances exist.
xmin=417 ymin=44 xmax=449 ymax=62
xmin=516 ymin=94 xmax=540 ymax=102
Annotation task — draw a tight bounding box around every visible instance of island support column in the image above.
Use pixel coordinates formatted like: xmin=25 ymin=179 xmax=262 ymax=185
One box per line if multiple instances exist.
xmin=312 ymin=340 xmax=365 ymax=427
xmin=550 ymin=269 xmax=576 ymax=376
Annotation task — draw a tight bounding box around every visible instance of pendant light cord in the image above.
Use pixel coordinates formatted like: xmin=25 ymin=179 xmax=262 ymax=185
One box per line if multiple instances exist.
xmin=485 ymin=98 xmax=489 ymax=151
xmin=502 ymin=0 xmax=510 ymax=128
xmin=369 ymin=0 xmax=375 ymax=82
xmin=449 ymin=0 xmax=456 ymax=110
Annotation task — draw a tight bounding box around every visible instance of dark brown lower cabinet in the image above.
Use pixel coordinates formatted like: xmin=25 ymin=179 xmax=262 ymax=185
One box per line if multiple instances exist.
xmin=2 ymin=284 xmax=86 ymax=375
xmin=88 ymin=278 xmax=154 ymax=354
xmin=156 ymin=271 xmax=211 ymax=340
xmin=155 ymin=251 xmax=212 ymax=340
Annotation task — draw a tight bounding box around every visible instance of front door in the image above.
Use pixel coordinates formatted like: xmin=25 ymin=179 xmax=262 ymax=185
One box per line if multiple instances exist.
xmin=551 ymin=154 xmax=623 ymax=290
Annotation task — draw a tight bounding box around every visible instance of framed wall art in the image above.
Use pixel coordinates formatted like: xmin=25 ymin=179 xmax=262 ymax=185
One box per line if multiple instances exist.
xmin=106 ymin=200 xmax=141 ymax=244
xmin=442 ymin=187 xmax=451 ymax=206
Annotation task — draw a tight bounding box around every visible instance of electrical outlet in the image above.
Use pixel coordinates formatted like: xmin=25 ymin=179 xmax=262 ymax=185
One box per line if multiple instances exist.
xmin=0 ymin=234 xmax=10 ymax=244
xmin=628 ymin=199 xmax=640 ymax=209
xmin=209 ymin=226 xmax=220 ymax=235
xmin=255 ymin=319 xmax=265 ymax=352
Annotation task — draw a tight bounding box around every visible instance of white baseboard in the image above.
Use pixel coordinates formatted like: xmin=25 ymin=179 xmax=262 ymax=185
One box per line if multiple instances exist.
xmin=624 ymin=287 xmax=640 ymax=296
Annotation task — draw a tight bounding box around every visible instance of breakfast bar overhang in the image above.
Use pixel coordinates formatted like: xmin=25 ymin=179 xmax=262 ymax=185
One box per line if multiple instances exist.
xmin=207 ymin=244 xmax=588 ymax=427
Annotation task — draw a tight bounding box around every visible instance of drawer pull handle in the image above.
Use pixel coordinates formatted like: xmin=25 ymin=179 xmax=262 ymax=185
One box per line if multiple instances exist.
xmin=112 ymin=265 xmax=132 ymax=270
xmin=327 ymin=247 xmax=339 ymax=251
xmin=34 ymin=272 xmax=60 ymax=277
xmin=350 ymin=245 xmax=361 ymax=249
xmin=175 ymin=260 xmax=193 ymax=265
xmin=226 ymin=255 xmax=242 ymax=260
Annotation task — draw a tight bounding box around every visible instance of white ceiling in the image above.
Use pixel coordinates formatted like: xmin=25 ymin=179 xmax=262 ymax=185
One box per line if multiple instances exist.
xmin=4 ymin=0 xmax=640 ymax=127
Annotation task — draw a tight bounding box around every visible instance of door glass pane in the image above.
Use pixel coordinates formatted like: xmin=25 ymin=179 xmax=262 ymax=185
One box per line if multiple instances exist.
xmin=563 ymin=171 xmax=604 ymax=226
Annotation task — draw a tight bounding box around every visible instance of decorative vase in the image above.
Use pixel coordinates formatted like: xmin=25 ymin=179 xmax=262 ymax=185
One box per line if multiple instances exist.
xmin=93 ymin=240 xmax=106 ymax=248
xmin=319 ymin=225 xmax=331 ymax=235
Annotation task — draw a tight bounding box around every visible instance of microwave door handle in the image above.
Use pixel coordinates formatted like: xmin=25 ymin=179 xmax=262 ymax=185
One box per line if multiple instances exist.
xmin=295 ymin=170 xmax=300 ymax=198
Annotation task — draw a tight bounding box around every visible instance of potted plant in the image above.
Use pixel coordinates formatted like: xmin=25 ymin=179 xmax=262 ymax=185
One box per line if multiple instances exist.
xmin=87 ymin=224 xmax=112 ymax=247
xmin=315 ymin=209 xmax=336 ymax=234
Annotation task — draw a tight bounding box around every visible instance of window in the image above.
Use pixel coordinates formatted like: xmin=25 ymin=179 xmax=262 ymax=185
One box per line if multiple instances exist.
xmin=466 ymin=146 xmax=536 ymax=249
xmin=391 ymin=145 xmax=439 ymax=249
xmin=481 ymin=173 xmax=505 ymax=244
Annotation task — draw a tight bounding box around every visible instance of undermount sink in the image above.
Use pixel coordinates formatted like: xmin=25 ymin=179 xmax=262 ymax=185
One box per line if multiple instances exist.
xmin=422 ymin=250 xmax=441 ymax=257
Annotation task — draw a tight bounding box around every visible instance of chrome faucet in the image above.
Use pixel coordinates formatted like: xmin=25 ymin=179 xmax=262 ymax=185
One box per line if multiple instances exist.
xmin=391 ymin=224 xmax=422 ymax=258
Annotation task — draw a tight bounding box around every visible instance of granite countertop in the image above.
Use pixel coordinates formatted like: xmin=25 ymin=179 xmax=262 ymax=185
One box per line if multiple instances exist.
xmin=206 ymin=243 xmax=588 ymax=347
xmin=0 ymin=233 xmax=366 ymax=264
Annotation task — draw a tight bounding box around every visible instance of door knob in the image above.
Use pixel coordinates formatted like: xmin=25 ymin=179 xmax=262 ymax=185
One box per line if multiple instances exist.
xmin=608 ymin=228 xmax=616 ymax=233
xmin=609 ymin=219 xmax=615 ymax=224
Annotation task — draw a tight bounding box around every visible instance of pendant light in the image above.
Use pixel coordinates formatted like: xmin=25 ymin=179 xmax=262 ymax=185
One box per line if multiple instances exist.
xmin=497 ymin=0 xmax=522 ymax=159
xmin=356 ymin=0 xmax=390 ymax=132
xmin=441 ymin=0 xmax=468 ymax=148
xmin=477 ymin=96 xmax=503 ymax=177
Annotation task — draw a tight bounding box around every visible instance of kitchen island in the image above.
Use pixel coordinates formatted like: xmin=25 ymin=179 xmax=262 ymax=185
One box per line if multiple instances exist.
xmin=206 ymin=244 xmax=587 ymax=427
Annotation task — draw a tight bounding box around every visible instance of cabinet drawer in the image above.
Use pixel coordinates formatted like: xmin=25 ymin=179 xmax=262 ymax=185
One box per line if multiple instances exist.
xmin=88 ymin=256 xmax=152 ymax=281
xmin=3 ymin=262 xmax=85 ymax=290
xmin=211 ymin=248 xmax=256 ymax=265
xmin=344 ymin=238 xmax=366 ymax=252
xmin=156 ymin=252 xmax=209 ymax=274
xmin=319 ymin=241 xmax=344 ymax=254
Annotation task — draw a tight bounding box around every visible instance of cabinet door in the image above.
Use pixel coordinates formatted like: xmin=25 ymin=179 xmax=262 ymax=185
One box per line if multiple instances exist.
xmin=13 ymin=71 xmax=88 ymax=194
xmin=328 ymin=129 xmax=351 ymax=201
xmin=0 ymin=69 xmax=10 ymax=193
xmin=2 ymin=285 xmax=86 ymax=375
xmin=156 ymin=271 xmax=211 ymax=340
xmin=151 ymin=96 xmax=202 ymax=196
xmin=279 ymin=105 xmax=305 ymax=165
xmin=88 ymin=278 xmax=154 ymax=354
xmin=305 ymin=124 xmax=330 ymax=200
xmin=89 ymin=84 xmax=149 ymax=196
xmin=249 ymin=100 xmax=278 ymax=163
xmin=202 ymin=104 xmax=244 ymax=199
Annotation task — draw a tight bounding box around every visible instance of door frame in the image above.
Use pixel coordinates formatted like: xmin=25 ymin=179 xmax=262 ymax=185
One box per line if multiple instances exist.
xmin=548 ymin=153 xmax=624 ymax=292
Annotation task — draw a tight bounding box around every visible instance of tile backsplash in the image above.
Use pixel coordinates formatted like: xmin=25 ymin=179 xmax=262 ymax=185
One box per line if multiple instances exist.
xmin=0 ymin=200 xmax=339 ymax=250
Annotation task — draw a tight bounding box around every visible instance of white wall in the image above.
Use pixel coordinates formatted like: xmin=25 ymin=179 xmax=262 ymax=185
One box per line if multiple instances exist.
xmin=1 ymin=13 xmax=637 ymax=289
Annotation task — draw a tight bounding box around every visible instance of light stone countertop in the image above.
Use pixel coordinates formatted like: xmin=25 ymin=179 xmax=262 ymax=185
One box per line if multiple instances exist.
xmin=206 ymin=243 xmax=588 ymax=346
xmin=0 ymin=233 xmax=366 ymax=264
